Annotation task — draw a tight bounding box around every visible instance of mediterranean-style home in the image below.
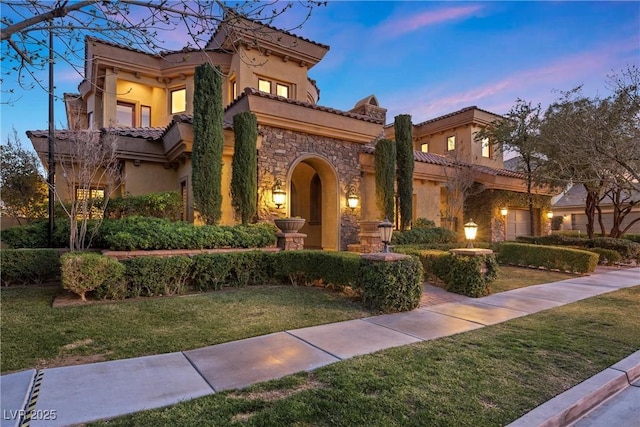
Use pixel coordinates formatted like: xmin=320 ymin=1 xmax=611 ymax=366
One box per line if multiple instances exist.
xmin=28 ymin=16 xmax=555 ymax=250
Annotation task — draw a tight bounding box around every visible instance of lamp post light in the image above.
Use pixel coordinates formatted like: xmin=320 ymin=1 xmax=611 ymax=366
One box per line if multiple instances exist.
xmin=378 ymin=217 xmax=394 ymax=253
xmin=272 ymin=179 xmax=286 ymax=209
xmin=464 ymin=220 xmax=478 ymax=248
xmin=347 ymin=185 xmax=359 ymax=210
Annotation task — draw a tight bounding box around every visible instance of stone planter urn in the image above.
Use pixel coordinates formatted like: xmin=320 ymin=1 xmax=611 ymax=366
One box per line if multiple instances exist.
xmin=274 ymin=217 xmax=306 ymax=234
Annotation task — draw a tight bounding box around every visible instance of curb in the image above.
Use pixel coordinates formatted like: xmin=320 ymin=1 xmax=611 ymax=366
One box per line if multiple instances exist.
xmin=507 ymin=350 xmax=640 ymax=427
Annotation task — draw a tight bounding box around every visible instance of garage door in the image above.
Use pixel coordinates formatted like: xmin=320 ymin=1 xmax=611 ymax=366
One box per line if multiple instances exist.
xmin=507 ymin=209 xmax=531 ymax=240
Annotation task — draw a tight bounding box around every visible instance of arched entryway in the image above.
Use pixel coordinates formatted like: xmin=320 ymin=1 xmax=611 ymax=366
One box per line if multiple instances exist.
xmin=288 ymin=155 xmax=339 ymax=251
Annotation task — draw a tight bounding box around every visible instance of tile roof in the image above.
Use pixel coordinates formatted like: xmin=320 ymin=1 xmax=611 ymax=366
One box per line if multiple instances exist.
xmin=27 ymin=128 xmax=166 ymax=141
xmin=240 ymin=88 xmax=384 ymax=124
xmin=362 ymin=145 xmax=525 ymax=179
xmin=209 ymin=14 xmax=330 ymax=50
xmin=86 ymin=36 xmax=226 ymax=57
xmin=413 ymin=106 xmax=503 ymax=127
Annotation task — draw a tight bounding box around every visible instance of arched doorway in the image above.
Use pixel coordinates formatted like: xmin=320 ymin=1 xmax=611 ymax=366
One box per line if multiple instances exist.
xmin=288 ymin=155 xmax=339 ymax=251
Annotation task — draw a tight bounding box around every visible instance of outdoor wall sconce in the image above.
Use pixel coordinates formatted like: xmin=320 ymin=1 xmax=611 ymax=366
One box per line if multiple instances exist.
xmin=378 ymin=217 xmax=394 ymax=253
xmin=500 ymin=207 xmax=508 ymax=216
xmin=346 ymin=185 xmax=359 ymax=210
xmin=464 ymin=220 xmax=478 ymax=248
xmin=272 ymin=179 xmax=286 ymax=209
xmin=547 ymin=211 xmax=554 ymax=219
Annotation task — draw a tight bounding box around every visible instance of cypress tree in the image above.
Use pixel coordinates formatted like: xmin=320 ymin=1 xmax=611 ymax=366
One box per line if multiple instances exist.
xmin=395 ymin=114 xmax=414 ymax=230
xmin=192 ymin=63 xmax=223 ymax=224
xmin=374 ymin=138 xmax=396 ymax=222
xmin=231 ymin=111 xmax=258 ymax=224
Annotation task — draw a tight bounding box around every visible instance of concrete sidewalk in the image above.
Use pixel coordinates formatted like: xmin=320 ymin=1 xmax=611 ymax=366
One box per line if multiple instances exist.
xmin=1 ymin=267 xmax=638 ymax=427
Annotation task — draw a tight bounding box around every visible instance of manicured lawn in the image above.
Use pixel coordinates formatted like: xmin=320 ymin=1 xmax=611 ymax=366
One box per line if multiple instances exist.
xmin=490 ymin=265 xmax=577 ymax=293
xmin=93 ymin=286 xmax=640 ymax=427
xmin=0 ymin=285 xmax=371 ymax=373
xmin=1 ymin=266 xmax=591 ymax=374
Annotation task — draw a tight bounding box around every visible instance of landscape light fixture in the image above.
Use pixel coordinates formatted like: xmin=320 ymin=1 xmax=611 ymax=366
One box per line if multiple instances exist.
xmin=347 ymin=185 xmax=359 ymax=210
xmin=464 ymin=220 xmax=478 ymax=248
xmin=272 ymin=179 xmax=286 ymax=209
xmin=378 ymin=217 xmax=394 ymax=253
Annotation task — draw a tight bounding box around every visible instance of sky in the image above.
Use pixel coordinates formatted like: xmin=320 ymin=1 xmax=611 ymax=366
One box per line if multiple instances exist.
xmin=1 ymin=1 xmax=639 ymax=151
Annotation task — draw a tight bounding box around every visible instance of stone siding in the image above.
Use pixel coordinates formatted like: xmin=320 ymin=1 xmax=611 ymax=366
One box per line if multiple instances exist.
xmin=257 ymin=126 xmax=363 ymax=250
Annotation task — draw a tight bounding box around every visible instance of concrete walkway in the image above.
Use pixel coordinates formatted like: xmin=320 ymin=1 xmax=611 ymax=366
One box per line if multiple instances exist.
xmin=1 ymin=267 xmax=638 ymax=427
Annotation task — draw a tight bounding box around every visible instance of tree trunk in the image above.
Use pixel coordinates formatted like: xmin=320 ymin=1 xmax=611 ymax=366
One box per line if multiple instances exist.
xmin=585 ymin=191 xmax=597 ymax=239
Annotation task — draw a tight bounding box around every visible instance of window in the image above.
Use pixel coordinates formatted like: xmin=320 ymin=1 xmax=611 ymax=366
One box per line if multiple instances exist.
xmin=141 ymin=105 xmax=151 ymax=127
xmin=171 ymin=88 xmax=186 ymax=114
xmin=75 ymin=187 xmax=105 ymax=219
xmin=481 ymin=137 xmax=490 ymax=158
xmin=421 ymin=143 xmax=429 ymax=153
xmin=116 ymin=102 xmax=135 ymax=127
xmin=258 ymin=79 xmax=271 ymax=93
xmin=310 ymin=173 xmax=322 ymax=225
xmin=230 ymin=78 xmax=237 ymax=100
xmin=276 ymin=83 xmax=289 ymax=98
xmin=447 ymin=135 xmax=456 ymax=151
xmin=88 ymin=112 xmax=94 ymax=129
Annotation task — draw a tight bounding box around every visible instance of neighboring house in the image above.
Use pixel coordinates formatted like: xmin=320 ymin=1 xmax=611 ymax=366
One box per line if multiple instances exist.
xmin=28 ymin=16 xmax=555 ymax=250
xmin=552 ymin=184 xmax=640 ymax=235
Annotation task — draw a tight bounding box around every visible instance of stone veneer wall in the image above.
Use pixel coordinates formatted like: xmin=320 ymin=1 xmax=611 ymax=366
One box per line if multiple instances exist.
xmin=257 ymin=125 xmax=362 ymax=251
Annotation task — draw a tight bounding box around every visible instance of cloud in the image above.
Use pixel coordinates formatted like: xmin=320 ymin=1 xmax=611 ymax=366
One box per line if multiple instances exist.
xmin=381 ymin=39 xmax=637 ymax=122
xmin=376 ymin=5 xmax=483 ymax=38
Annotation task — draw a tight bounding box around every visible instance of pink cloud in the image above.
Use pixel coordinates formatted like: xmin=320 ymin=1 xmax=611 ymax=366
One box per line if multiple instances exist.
xmin=377 ymin=5 xmax=483 ymax=38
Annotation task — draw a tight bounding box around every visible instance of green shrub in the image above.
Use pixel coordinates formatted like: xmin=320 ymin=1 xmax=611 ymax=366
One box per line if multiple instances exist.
xmin=413 ymin=218 xmax=437 ymax=228
xmin=0 ymin=249 xmax=61 ymax=286
xmin=587 ymin=248 xmax=622 ymax=266
xmin=105 ymin=191 xmax=182 ymax=220
xmin=496 ymin=243 xmax=598 ymax=274
xmin=624 ymin=234 xmax=640 ymax=244
xmin=272 ymin=251 xmax=360 ymax=287
xmin=123 ymin=256 xmax=194 ymax=297
xmin=190 ymin=253 xmax=234 ymax=291
xmin=61 ymin=252 xmax=124 ymax=301
xmin=442 ymin=254 xmax=498 ymax=298
xmin=392 ymin=227 xmax=457 ymax=246
xmin=226 ymin=251 xmax=274 ymax=287
xmin=100 ymin=217 xmax=277 ymax=251
xmin=1 ymin=220 xmax=69 ymax=248
xmin=590 ymin=237 xmax=640 ymax=260
xmin=356 ymin=255 xmax=423 ymax=313
xmin=517 ymin=234 xmax=640 ymax=261
xmin=397 ymin=248 xmax=498 ymax=297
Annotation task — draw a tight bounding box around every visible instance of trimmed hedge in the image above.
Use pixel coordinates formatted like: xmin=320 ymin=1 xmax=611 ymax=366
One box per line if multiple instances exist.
xmin=2 ymin=217 xmax=278 ymax=251
xmin=273 ymin=250 xmax=360 ymax=287
xmin=396 ymin=248 xmax=498 ymax=297
xmin=0 ymin=249 xmax=61 ymax=286
xmin=391 ymin=227 xmax=458 ymax=246
xmin=496 ymin=243 xmax=598 ymax=274
xmin=10 ymin=249 xmax=423 ymax=313
xmin=357 ymin=256 xmax=423 ymax=313
xmin=587 ymin=248 xmax=622 ymax=266
xmin=104 ymin=191 xmax=182 ymax=220
xmin=61 ymin=252 xmax=124 ymax=301
xmin=123 ymin=256 xmax=194 ymax=297
xmin=517 ymin=235 xmax=640 ymax=261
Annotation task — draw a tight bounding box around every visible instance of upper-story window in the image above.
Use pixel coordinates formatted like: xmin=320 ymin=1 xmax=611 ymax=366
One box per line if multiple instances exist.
xmin=258 ymin=79 xmax=271 ymax=93
xmin=171 ymin=88 xmax=186 ymax=114
xmin=276 ymin=83 xmax=289 ymax=98
xmin=421 ymin=143 xmax=429 ymax=153
xmin=447 ymin=135 xmax=456 ymax=151
xmin=117 ymin=101 xmax=135 ymax=127
xmin=258 ymin=77 xmax=291 ymax=99
xmin=230 ymin=77 xmax=238 ymax=100
xmin=481 ymin=137 xmax=490 ymax=158
xmin=141 ymin=105 xmax=151 ymax=127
